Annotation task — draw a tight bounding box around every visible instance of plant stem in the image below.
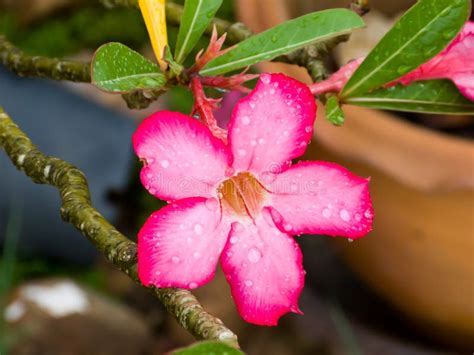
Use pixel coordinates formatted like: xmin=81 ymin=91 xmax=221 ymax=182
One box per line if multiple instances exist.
xmin=0 ymin=108 xmax=239 ymax=348
xmin=0 ymin=35 xmax=90 ymax=82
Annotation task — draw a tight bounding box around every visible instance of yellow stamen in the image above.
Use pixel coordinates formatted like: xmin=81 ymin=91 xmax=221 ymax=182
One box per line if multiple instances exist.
xmin=139 ymin=0 xmax=168 ymax=70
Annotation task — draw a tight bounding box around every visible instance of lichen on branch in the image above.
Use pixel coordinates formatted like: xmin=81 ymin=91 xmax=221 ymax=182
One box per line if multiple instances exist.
xmin=0 ymin=108 xmax=239 ymax=348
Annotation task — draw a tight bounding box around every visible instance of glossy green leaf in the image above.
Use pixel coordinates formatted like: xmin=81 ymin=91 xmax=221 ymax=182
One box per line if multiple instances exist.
xmin=174 ymin=0 xmax=223 ymax=63
xmin=325 ymin=96 xmax=345 ymax=125
xmin=171 ymin=341 xmax=244 ymax=355
xmin=92 ymin=42 xmax=166 ymax=92
xmin=200 ymin=9 xmax=364 ymax=76
xmin=345 ymin=80 xmax=474 ymax=115
xmin=341 ymin=0 xmax=471 ymax=98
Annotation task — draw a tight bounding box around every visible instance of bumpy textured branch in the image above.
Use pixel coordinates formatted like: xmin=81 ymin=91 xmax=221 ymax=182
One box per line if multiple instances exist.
xmin=0 ymin=108 xmax=239 ymax=348
xmin=0 ymin=36 xmax=161 ymax=110
xmin=0 ymin=35 xmax=90 ymax=82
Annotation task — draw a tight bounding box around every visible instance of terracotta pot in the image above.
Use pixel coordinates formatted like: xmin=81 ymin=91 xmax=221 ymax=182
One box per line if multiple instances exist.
xmin=235 ymin=0 xmax=474 ymax=347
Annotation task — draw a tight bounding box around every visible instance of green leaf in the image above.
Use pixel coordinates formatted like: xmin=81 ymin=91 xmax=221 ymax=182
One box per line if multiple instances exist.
xmin=200 ymin=9 xmax=364 ymax=76
xmin=171 ymin=341 xmax=244 ymax=355
xmin=341 ymin=0 xmax=471 ymax=98
xmin=163 ymin=45 xmax=184 ymax=78
xmin=174 ymin=0 xmax=223 ymax=63
xmin=92 ymin=42 xmax=166 ymax=92
xmin=325 ymin=96 xmax=345 ymax=125
xmin=345 ymin=80 xmax=474 ymax=115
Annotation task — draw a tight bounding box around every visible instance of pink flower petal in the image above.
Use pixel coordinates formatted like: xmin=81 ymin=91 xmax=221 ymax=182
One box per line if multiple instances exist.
xmin=133 ymin=111 xmax=232 ymax=201
xmin=264 ymin=161 xmax=373 ymax=239
xmin=138 ymin=197 xmax=231 ymax=288
xmin=396 ymin=21 xmax=474 ymax=100
xmin=309 ymin=58 xmax=364 ymax=95
xmin=228 ymin=73 xmax=316 ymax=175
xmin=220 ymin=210 xmax=305 ymax=325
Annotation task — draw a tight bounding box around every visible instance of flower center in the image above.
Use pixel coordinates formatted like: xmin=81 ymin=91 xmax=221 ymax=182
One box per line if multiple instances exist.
xmin=218 ymin=172 xmax=267 ymax=219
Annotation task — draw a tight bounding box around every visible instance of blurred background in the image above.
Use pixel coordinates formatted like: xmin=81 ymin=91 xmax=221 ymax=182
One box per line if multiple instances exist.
xmin=0 ymin=0 xmax=473 ymax=354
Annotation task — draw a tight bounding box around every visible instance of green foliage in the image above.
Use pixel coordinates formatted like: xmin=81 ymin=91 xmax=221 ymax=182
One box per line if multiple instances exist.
xmin=175 ymin=0 xmax=223 ymax=63
xmin=0 ymin=13 xmax=16 ymax=38
xmin=164 ymin=45 xmax=184 ymax=77
xmin=171 ymin=341 xmax=244 ymax=355
xmin=341 ymin=0 xmax=471 ymax=98
xmin=165 ymin=85 xmax=195 ymax=113
xmin=92 ymin=42 xmax=166 ymax=92
xmin=325 ymin=96 xmax=345 ymax=125
xmin=199 ymin=9 xmax=364 ymax=76
xmin=345 ymin=80 xmax=474 ymax=115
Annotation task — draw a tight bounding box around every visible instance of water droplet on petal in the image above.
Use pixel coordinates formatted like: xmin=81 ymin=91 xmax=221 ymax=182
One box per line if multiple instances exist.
xmin=364 ymin=208 xmax=373 ymax=219
xmin=238 ymin=149 xmax=247 ymax=156
xmin=189 ymin=282 xmax=198 ymax=289
xmin=322 ymin=208 xmax=331 ymax=218
xmin=247 ymin=247 xmax=262 ymax=263
xmin=339 ymin=209 xmax=351 ymax=222
xmin=171 ymin=256 xmax=180 ymax=264
xmin=260 ymin=171 xmax=276 ymax=183
xmin=193 ymin=251 xmax=201 ymax=259
xmin=160 ymin=159 xmax=170 ymax=168
xmin=230 ymin=236 xmax=239 ymax=244
xmin=348 ymin=238 xmax=354 ymax=243
xmin=258 ymin=138 xmax=266 ymax=145
xmin=194 ymin=223 xmax=203 ymax=235
xmin=245 ymin=280 xmax=253 ymax=287
xmin=283 ymin=223 xmax=293 ymax=232
xmin=242 ymin=116 xmax=251 ymax=125
xmin=261 ymin=74 xmax=271 ymax=84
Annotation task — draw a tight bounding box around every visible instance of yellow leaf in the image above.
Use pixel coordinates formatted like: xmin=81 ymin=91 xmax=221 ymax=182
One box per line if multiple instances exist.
xmin=139 ymin=0 xmax=168 ymax=70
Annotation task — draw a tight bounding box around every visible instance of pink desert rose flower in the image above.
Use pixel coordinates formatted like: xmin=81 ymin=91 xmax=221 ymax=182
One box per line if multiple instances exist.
xmin=311 ymin=21 xmax=474 ymax=100
xmin=133 ymin=73 xmax=374 ymax=325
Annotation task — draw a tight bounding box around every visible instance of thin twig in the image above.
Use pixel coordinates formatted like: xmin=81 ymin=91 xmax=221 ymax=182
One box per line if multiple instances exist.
xmin=0 ymin=108 xmax=239 ymax=348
